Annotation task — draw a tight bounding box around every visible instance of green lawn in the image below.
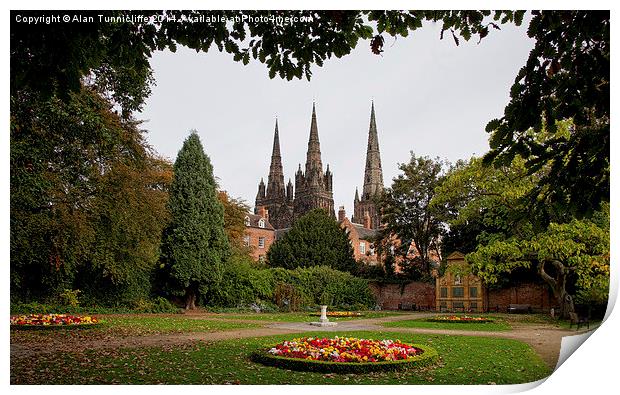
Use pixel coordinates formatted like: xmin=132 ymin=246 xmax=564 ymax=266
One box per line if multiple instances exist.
xmin=212 ymin=311 xmax=406 ymax=322
xmin=11 ymin=331 xmax=551 ymax=384
xmin=98 ymin=316 xmax=262 ymax=334
xmin=384 ymin=318 xmax=512 ymax=332
xmin=10 ymin=316 xmax=261 ymax=340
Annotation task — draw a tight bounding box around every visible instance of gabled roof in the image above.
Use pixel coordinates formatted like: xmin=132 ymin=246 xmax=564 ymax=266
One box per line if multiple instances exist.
xmin=244 ymin=214 xmax=275 ymax=230
xmin=351 ymin=223 xmax=379 ymax=241
xmin=446 ymin=251 xmax=466 ymax=261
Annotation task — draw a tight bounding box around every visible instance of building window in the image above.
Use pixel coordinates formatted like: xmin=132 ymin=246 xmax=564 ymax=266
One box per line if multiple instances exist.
xmin=469 ymin=287 xmax=478 ymax=298
xmin=440 ymin=287 xmax=448 ymax=298
xmin=258 ymin=219 xmax=265 ymax=228
xmin=369 ymin=244 xmax=375 ymax=255
xmin=390 ymin=245 xmax=395 ymax=255
xmin=244 ymin=216 xmax=250 ymax=226
xmin=258 ymin=237 xmax=265 ymax=249
xmin=452 ymin=287 xmax=464 ymax=298
xmin=453 ymin=301 xmax=464 ymax=309
xmin=469 ymin=302 xmax=478 ymax=311
xmin=243 ymin=235 xmax=250 ymax=247
xmin=359 ymin=242 xmax=366 ymax=254
xmin=258 ymin=255 xmax=265 ymax=263
xmin=454 ymin=275 xmax=462 ymax=285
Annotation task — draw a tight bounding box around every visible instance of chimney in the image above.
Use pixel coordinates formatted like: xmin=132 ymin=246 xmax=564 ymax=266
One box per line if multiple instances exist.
xmin=338 ymin=206 xmax=346 ymax=222
xmin=264 ymin=208 xmax=269 ymax=221
xmin=258 ymin=206 xmax=266 ymax=219
xmin=363 ymin=211 xmax=371 ymax=229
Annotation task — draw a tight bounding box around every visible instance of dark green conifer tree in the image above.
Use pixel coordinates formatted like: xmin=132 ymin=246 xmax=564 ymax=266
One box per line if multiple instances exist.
xmin=267 ymin=209 xmax=356 ymax=273
xmin=162 ymin=132 xmax=230 ymax=309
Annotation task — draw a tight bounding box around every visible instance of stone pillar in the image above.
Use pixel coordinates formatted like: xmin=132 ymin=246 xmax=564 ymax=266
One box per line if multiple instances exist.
xmin=320 ymin=305 xmax=329 ymax=323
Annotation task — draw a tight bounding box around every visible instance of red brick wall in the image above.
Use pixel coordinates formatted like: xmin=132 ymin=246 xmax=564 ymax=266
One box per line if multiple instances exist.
xmin=370 ymin=281 xmax=554 ymax=312
xmin=486 ymin=282 xmax=555 ymax=312
xmin=245 ymin=227 xmax=275 ymax=262
xmin=369 ymin=282 xmax=436 ymax=310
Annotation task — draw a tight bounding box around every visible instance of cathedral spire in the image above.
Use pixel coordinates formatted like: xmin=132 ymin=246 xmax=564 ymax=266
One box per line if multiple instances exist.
xmin=266 ymin=119 xmax=285 ymax=198
xmin=305 ymin=102 xmax=323 ymax=174
xmin=362 ymin=101 xmax=384 ymax=199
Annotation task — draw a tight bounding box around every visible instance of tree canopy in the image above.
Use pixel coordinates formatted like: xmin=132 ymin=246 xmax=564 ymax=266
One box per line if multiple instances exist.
xmin=267 ymin=209 xmax=356 ymax=272
xmin=467 ymin=208 xmax=609 ymax=318
xmin=379 ymin=154 xmax=448 ymax=275
xmin=10 ymin=10 xmax=523 ymax=115
xmin=160 ymin=132 xmax=230 ymax=309
xmin=433 ymin=140 xmax=610 ymax=317
xmin=10 ymin=87 xmax=172 ymax=304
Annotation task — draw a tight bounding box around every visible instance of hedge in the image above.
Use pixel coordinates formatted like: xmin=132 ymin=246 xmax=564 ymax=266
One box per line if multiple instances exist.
xmin=206 ymin=260 xmax=375 ymax=310
xmin=250 ymin=343 xmax=438 ymax=374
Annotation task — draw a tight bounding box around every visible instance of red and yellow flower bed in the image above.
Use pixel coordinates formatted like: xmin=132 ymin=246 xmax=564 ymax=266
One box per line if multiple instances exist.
xmin=427 ymin=315 xmax=493 ymax=323
xmin=308 ymin=311 xmax=363 ymax=317
xmin=252 ymin=336 xmax=438 ymax=373
xmin=10 ymin=314 xmax=100 ymax=329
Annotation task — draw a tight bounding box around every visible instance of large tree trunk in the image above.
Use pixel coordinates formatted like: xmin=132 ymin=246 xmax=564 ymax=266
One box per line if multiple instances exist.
xmin=184 ymin=288 xmax=197 ymax=310
xmin=538 ymin=260 xmax=575 ymax=319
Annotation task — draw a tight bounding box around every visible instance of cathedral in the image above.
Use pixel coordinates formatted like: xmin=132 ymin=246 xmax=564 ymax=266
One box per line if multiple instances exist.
xmin=352 ymin=102 xmax=384 ymax=230
xmin=255 ymin=102 xmax=383 ymax=231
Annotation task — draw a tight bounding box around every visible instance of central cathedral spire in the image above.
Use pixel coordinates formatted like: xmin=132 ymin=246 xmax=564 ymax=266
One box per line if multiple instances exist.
xmin=266 ymin=119 xmax=285 ymax=198
xmin=293 ymin=102 xmax=335 ymax=219
xmin=362 ymin=101 xmax=384 ymax=199
xmin=305 ymin=102 xmax=323 ymax=174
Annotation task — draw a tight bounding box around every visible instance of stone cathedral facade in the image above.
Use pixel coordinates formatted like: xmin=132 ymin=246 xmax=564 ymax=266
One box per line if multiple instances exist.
xmin=255 ymin=102 xmax=382 ymax=231
xmin=255 ymin=104 xmax=334 ymax=229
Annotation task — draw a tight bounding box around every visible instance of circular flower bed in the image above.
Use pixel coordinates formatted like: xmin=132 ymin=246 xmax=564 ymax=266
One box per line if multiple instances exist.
xmin=427 ymin=315 xmax=494 ymax=323
xmin=309 ymin=311 xmax=363 ymax=317
xmin=10 ymin=314 xmax=100 ymax=329
xmin=252 ymin=336 xmax=438 ymax=373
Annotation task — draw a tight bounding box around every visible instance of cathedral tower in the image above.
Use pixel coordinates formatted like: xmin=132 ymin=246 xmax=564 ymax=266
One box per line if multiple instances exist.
xmin=352 ymin=102 xmax=384 ymax=229
xmin=255 ymin=120 xmax=294 ymax=229
xmin=293 ymin=103 xmax=335 ymax=219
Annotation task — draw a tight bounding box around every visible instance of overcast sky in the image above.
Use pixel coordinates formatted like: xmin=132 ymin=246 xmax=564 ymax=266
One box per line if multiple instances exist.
xmin=137 ymin=16 xmax=535 ymax=216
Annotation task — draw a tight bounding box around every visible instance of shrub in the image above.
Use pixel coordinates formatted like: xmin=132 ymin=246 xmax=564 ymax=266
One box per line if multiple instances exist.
xmin=204 ymin=262 xmax=375 ymax=311
xmin=58 ymin=289 xmax=81 ymax=307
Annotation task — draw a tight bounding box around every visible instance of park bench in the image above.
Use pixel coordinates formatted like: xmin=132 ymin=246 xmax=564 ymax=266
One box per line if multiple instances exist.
xmin=507 ymin=304 xmax=532 ymax=314
xmin=569 ymin=312 xmax=590 ymax=330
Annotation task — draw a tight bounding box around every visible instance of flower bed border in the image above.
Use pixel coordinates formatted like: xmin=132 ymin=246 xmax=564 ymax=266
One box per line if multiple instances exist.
xmin=308 ymin=312 xmax=364 ymax=317
xmin=251 ymin=343 xmax=438 ymax=373
xmin=426 ymin=317 xmax=494 ymax=324
xmin=10 ymin=323 xmax=103 ymax=331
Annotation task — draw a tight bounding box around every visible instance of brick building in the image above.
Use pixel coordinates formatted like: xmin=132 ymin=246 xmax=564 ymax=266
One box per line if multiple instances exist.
xmin=243 ymin=206 xmax=275 ymax=262
xmin=436 ymin=252 xmax=484 ymax=312
xmin=338 ymin=206 xmax=380 ymax=263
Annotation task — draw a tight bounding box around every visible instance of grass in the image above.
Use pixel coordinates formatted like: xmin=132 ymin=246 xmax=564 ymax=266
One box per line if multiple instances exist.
xmin=384 ymin=318 xmax=512 ymax=332
xmin=97 ymin=316 xmax=262 ymax=334
xmin=210 ymin=311 xmax=406 ymax=322
xmin=10 ymin=330 xmax=551 ymax=384
xmin=10 ymin=316 xmax=262 ymax=343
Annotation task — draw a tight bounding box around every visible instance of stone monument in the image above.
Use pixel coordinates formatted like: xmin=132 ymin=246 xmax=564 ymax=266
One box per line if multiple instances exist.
xmin=309 ymin=305 xmax=337 ymax=327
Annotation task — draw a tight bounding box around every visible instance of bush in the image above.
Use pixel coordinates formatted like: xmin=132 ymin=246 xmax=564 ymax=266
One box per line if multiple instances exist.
xmin=204 ymin=261 xmax=375 ymax=311
xmin=10 ymin=296 xmax=181 ymax=315
xmin=58 ymin=289 xmax=81 ymax=307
